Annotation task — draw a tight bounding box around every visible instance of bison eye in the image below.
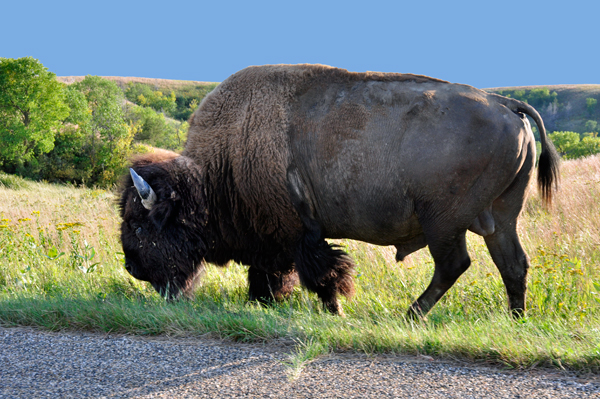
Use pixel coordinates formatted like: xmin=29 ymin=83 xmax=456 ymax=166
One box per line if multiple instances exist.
xmin=135 ymin=227 xmax=143 ymax=237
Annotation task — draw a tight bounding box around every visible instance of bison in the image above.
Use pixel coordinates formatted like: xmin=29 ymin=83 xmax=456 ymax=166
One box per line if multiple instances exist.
xmin=119 ymin=64 xmax=559 ymax=318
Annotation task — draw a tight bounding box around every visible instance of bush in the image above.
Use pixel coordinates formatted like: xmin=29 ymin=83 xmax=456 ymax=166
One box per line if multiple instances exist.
xmin=125 ymin=82 xmax=218 ymax=121
xmin=125 ymin=83 xmax=176 ymax=116
xmin=585 ymin=120 xmax=598 ymax=132
xmin=549 ymin=131 xmax=600 ymax=159
xmin=497 ymin=87 xmax=559 ymax=110
xmin=171 ymin=83 xmax=218 ymax=121
xmin=125 ymin=104 xmax=187 ymax=152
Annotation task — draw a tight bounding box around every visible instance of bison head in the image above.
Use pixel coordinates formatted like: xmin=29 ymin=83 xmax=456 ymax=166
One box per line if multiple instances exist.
xmin=119 ymin=155 xmax=208 ymax=299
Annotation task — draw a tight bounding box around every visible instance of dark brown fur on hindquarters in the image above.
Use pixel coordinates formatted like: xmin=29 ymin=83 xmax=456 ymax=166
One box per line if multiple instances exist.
xmin=247 ymin=266 xmax=299 ymax=303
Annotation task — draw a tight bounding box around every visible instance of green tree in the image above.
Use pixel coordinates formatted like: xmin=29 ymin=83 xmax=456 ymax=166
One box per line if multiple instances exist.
xmin=188 ymin=98 xmax=199 ymax=114
xmin=496 ymin=88 xmax=558 ymax=110
xmin=149 ymin=90 xmax=177 ymax=115
xmin=125 ymin=104 xmax=187 ymax=151
xmin=585 ymin=120 xmax=598 ymax=133
xmin=127 ymin=105 xmax=167 ymax=142
xmin=70 ymin=76 xmax=133 ymax=185
xmin=0 ymin=57 xmax=69 ymax=171
xmin=171 ymin=83 xmax=218 ymax=121
xmin=38 ymin=86 xmax=92 ymax=183
xmin=571 ymin=135 xmax=600 ymax=159
xmin=125 ymin=82 xmax=154 ymax=104
xmin=549 ymin=131 xmax=580 ymax=155
xmin=125 ymin=83 xmax=176 ymax=115
xmin=549 ymin=131 xmax=600 ymax=160
xmin=527 ymin=88 xmax=558 ymax=109
xmin=513 ymin=90 xmax=526 ymax=99
xmin=126 ymin=81 xmax=218 ymax=121
xmin=587 ymin=98 xmax=598 ymax=116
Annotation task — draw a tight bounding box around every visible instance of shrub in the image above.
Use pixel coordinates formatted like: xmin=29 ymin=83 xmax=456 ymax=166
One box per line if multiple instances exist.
xmin=125 ymin=104 xmax=187 ymax=152
xmin=549 ymin=131 xmax=600 ymax=159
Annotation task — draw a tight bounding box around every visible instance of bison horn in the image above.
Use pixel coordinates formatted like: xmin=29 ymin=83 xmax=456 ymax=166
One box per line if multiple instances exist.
xmin=130 ymin=168 xmax=157 ymax=210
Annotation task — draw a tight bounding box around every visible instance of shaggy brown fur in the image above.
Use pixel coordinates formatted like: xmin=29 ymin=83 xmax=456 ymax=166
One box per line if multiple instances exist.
xmin=119 ymin=64 xmax=559 ymax=317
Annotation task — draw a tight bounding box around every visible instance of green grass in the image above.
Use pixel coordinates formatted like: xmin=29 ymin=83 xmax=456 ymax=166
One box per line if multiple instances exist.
xmin=0 ymin=172 xmax=31 ymax=189
xmin=0 ymin=159 xmax=599 ymax=372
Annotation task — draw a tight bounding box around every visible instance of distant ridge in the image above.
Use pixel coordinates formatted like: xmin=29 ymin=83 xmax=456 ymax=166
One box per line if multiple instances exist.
xmin=56 ymin=76 xmax=217 ymax=90
xmin=485 ymin=84 xmax=600 ymax=91
xmin=56 ymin=76 xmax=599 ymax=98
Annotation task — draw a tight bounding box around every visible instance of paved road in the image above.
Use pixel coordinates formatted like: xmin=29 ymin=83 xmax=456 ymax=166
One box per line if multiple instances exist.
xmin=0 ymin=327 xmax=598 ymax=398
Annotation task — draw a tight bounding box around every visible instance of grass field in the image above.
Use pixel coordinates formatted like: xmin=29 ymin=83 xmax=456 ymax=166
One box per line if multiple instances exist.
xmin=0 ymin=156 xmax=599 ymax=372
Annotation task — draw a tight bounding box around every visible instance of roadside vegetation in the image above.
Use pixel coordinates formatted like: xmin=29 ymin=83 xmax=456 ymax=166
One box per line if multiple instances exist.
xmin=0 ymin=155 xmax=599 ymax=372
xmin=1 ymin=56 xmax=599 ymax=371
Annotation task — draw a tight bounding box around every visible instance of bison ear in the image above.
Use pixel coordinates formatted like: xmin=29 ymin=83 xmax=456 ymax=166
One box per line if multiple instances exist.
xmin=148 ymin=197 xmax=178 ymax=231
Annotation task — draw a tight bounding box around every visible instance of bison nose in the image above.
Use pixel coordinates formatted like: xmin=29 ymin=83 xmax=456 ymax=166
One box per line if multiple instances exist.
xmin=124 ymin=260 xmax=133 ymax=273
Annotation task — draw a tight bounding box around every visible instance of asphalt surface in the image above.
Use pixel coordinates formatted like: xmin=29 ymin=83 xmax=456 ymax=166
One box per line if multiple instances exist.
xmin=0 ymin=327 xmax=598 ymax=398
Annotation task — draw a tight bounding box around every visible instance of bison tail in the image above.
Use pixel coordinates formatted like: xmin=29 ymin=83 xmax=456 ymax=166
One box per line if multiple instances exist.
xmin=537 ymin=138 xmax=560 ymax=207
xmin=491 ymin=94 xmax=560 ymax=207
xmin=520 ymin=102 xmax=560 ymax=207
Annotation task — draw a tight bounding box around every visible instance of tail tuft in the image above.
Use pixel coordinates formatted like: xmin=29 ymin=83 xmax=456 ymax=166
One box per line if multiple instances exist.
xmin=537 ymin=139 xmax=561 ymax=207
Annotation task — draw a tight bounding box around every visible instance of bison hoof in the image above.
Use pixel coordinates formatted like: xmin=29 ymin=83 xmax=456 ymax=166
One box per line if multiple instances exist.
xmin=406 ymin=304 xmax=428 ymax=322
xmin=510 ymin=307 xmax=525 ymax=319
xmin=324 ymin=299 xmax=345 ymax=317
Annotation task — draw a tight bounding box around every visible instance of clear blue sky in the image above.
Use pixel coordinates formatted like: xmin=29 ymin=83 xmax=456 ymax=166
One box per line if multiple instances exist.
xmin=2 ymin=0 xmax=598 ymax=89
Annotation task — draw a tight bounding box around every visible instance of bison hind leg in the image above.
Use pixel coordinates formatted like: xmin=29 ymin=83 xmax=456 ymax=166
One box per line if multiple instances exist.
xmin=248 ymin=266 xmax=299 ymax=304
xmin=294 ymin=231 xmax=356 ymax=316
xmin=484 ymin=229 xmax=528 ymax=318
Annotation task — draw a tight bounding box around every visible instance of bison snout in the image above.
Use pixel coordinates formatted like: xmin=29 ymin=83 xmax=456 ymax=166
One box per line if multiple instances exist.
xmin=123 ymin=259 xmax=146 ymax=281
xmin=124 ymin=259 xmax=135 ymax=275
xmin=151 ymin=281 xmax=182 ymax=301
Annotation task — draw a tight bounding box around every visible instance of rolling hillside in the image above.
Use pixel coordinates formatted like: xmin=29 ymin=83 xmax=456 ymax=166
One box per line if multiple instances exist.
xmin=58 ymin=76 xmax=600 ymax=134
xmin=486 ymin=84 xmax=600 ymax=133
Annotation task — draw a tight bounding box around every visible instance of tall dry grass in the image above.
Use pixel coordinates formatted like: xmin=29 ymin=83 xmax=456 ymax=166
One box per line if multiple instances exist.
xmin=521 ymin=154 xmax=600 ymax=255
xmin=0 ymin=181 xmax=119 ymax=253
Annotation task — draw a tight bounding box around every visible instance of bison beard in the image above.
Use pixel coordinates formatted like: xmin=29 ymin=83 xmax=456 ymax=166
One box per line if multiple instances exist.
xmin=118 ymin=64 xmax=559 ymax=318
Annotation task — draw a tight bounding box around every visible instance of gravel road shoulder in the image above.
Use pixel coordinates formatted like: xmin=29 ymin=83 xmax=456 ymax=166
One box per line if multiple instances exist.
xmin=1 ymin=327 xmax=598 ymax=398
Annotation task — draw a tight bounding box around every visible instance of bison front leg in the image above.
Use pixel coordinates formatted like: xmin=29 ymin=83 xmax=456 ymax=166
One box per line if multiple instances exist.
xmin=248 ymin=266 xmax=299 ymax=303
xmin=294 ymin=232 xmax=356 ymax=316
xmin=408 ymin=231 xmax=471 ymax=318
